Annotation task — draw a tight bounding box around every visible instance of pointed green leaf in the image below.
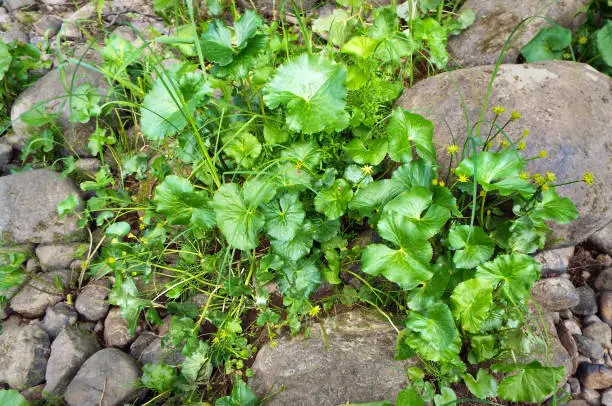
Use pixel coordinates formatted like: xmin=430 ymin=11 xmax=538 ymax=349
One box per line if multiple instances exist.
xmin=314 ymin=179 xmax=353 ymax=220
xmin=154 ymin=175 xmax=216 ymax=228
xmin=223 ymin=132 xmax=262 ymax=169
xmin=475 ymin=254 xmax=540 ymax=303
xmin=386 ymin=108 xmax=436 ymax=163
xmin=451 ymin=278 xmax=493 ymax=333
xmin=434 ymin=387 xmax=456 ymax=406
xmin=463 ymin=370 xmax=497 ymax=399
xmin=108 ymin=275 xmax=150 ymax=336
xmin=448 ymin=225 xmax=495 ymax=269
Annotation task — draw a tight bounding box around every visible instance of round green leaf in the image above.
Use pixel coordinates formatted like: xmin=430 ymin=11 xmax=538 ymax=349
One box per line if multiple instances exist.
xmin=314 ymin=179 xmax=353 ymax=220
xmin=521 ymin=25 xmax=572 ymax=62
xmin=451 ymin=278 xmax=493 ymax=333
xmin=475 ymin=254 xmax=541 ymax=303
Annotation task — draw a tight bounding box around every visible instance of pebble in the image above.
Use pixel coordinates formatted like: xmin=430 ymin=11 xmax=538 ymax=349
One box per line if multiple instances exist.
xmin=600 ymin=291 xmax=612 ymax=324
xmin=574 ymin=334 xmax=606 ymax=360
xmin=104 ymin=307 xmax=133 ymax=348
xmin=572 ymin=286 xmax=599 ymax=316
xmin=531 ymin=277 xmax=580 ymax=311
xmin=595 ymin=269 xmax=612 ymax=291
xmin=578 ymin=363 xmax=612 ymax=390
xmin=601 ymin=388 xmax=612 ymax=406
xmin=583 ymin=322 xmax=612 ymax=349
xmin=75 ymin=279 xmax=110 ymax=321
xmin=582 ymin=388 xmax=602 ymax=405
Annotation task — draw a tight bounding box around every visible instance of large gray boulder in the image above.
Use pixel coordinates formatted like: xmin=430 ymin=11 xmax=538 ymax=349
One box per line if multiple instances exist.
xmin=44 ymin=327 xmax=101 ymax=396
xmin=0 ymin=170 xmax=85 ymax=244
xmin=0 ymin=324 xmax=50 ymax=388
xmin=448 ymin=0 xmax=589 ymax=67
xmin=250 ymin=310 xmax=417 ymax=405
xmin=10 ymin=64 xmax=110 ymax=156
xmin=64 ymin=348 xmax=141 ymax=406
xmin=398 ymin=61 xmax=612 ymax=246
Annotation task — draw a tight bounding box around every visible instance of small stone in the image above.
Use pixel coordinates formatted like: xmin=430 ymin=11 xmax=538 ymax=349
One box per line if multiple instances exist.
xmin=590 ymin=223 xmax=612 ymax=256
xmin=129 ymin=332 xmax=157 ymax=360
xmin=574 ymin=334 xmax=606 ymax=360
xmin=552 ymin=311 xmax=561 ymax=324
xmin=568 ymin=376 xmax=581 ymax=396
xmin=584 ymin=322 xmax=612 ymax=349
xmin=558 ymin=323 xmax=579 ymax=373
xmin=535 ymin=247 xmax=575 ymax=277
xmin=75 ymin=279 xmax=110 ymax=321
xmin=32 ymin=15 xmax=62 ymax=37
xmin=601 ymin=291 xmax=612 ymax=324
xmin=44 ymin=327 xmax=100 ymax=395
xmin=74 ymin=158 xmax=101 ymax=177
xmin=10 ymin=269 xmax=77 ymax=318
xmin=0 ymin=324 xmax=50 ymax=388
xmin=563 ymin=319 xmax=583 ymax=336
xmin=138 ymin=338 xmax=185 ymax=366
xmin=569 ymin=401 xmax=589 ymax=406
xmin=595 ymin=269 xmax=612 ymax=292
xmin=40 ymin=302 xmax=78 ymax=339
xmin=532 ymin=277 xmax=580 ymax=310
xmin=35 ymin=244 xmax=80 ymax=271
xmin=64 ymin=348 xmax=140 ymax=406
xmin=582 ymin=388 xmax=602 ymax=405
xmin=561 ymin=309 xmax=574 ymax=319
xmin=601 ymin=388 xmax=612 ymax=406
xmin=573 ymin=286 xmax=599 ymax=316
xmin=578 ymin=363 xmax=612 ymax=390
xmin=3 ymin=0 xmax=36 ymax=11
xmin=585 ymin=315 xmax=605 ymax=326
xmin=104 ymin=307 xmax=133 ymax=347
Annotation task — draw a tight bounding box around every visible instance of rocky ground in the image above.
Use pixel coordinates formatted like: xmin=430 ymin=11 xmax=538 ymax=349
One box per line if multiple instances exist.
xmin=1 ymin=0 xmax=611 ymax=405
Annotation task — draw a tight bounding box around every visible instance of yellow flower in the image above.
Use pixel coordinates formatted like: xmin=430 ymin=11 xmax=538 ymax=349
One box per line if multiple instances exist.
xmin=545 ymin=172 xmax=557 ymax=182
xmin=458 ymin=174 xmax=469 ymax=183
xmin=446 ymin=144 xmax=459 ymax=155
xmin=485 ymin=141 xmax=493 ymax=149
xmin=542 ymin=184 xmax=549 ymax=191
xmin=432 ymin=179 xmax=439 ymax=186
xmin=106 ymin=257 xmax=116 ymax=265
xmin=438 ymin=180 xmax=445 ymax=187
xmin=539 ymin=150 xmax=548 ymax=158
xmin=308 ymin=306 xmax=321 ymax=317
xmin=582 ymin=172 xmax=595 ymax=186
xmin=510 ymin=110 xmax=521 ymax=120
xmin=579 ymin=36 xmax=588 ymax=45
xmin=131 ymin=271 xmax=138 ymax=277
xmin=532 ymin=173 xmax=547 ymax=186
xmin=492 ymin=106 xmax=506 ymax=115
xmin=361 ymin=165 xmax=373 ymax=176
xmin=499 ymin=139 xmax=510 ymax=148
xmin=128 ymin=233 xmax=137 ymax=239
xmin=517 ymin=141 xmax=527 ymax=151
xmin=139 ymin=223 xmax=146 ymax=230
xmin=522 ymin=129 xmax=530 ymax=137
xmin=519 ymin=171 xmax=530 ymax=180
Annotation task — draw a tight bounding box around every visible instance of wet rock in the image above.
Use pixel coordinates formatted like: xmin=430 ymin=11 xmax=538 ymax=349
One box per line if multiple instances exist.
xmin=531 ymin=277 xmax=580 ymax=310
xmin=573 ymin=286 xmax=599 ymax=316
xmin=40 ymin=302 xmax=78 ymax=339
xmin=577 ymin=363 xmax=612 ymax=390
xmin=447 ymin=0 xmax=589 ymax=67
xmin=138 ymin=338 xmax=185 ymax=366
xmin=601 ymin=291 xmax=612 ymax=324
xmin=583 ymin=322 xmax=612 ymax=349
xmin=582 ymin=388 xmax=602 ymax=405
xmin=35 ymin=243 xmax=80 ymax=271
xmin=44 ymin=327 xmax=100 ymax=395
xmin=595 ymin=268 xmax=612 ymax=292
xmin=535 ymin=247 xmax=575 ymax=277
xmin=0 ymin=170 xmax=85 ymax=244
xmin=64 ymin=348 xmax=140 ymax=406
xmin=250 ymin=310 xmax=418 ymax=405
xmin=104 ymin=307 xmax=133 ymax=347
xmin=10 ymin=269 xmax=77 ymax=318
xmin=590 ymin=223 xmax=612 ymax=256
xmin=0 ymin=324 xmax=50 ymax=388
xmin=574 ymin=334 xmax=605 ymax=360
xmin=398 ymin=61 xmax=612 ymax=245
xmin=75 ymin=279 xmax=110 ymax=321
xmin=11 ymin=65 xmax=110 ymax=157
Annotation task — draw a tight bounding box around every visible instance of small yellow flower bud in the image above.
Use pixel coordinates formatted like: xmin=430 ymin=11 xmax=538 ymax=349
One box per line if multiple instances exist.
xmin=510 ymin=111 xmax=521 ymax=120
xmin=438 ymin=180 xmax=445 ymax=187
xmin=579 ymin=36 xmax=588 ymax=45
xmin=545 ymin=172 xmax=556 ymax=182
xmin=519 ymin=171 xmax=530 ymax=180
xmin=432 ymin=179 xmax=438 ymax=186
xmin=582 ymin=172 xmax=595 ymax=186
xmin=492 ymin=106 xmax=506 ymax=115
xmin=499 ymin=139 xmax=510 ymax=148
xmin=517 ymin=141 xmax=527 ymax=151
xmin=539 ymin=150 xmax=548 ymax=158
xmin=522 ymin=129 xmax=530 ymax=137
xmin=446 ymin=144 xmax=459 ymax=155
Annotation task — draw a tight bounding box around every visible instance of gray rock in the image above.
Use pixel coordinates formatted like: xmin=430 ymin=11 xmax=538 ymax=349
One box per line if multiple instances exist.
xmin=595 ymin=268 xmax=612 ymax=292
xmin=582 ymin=388 xmax=602 ymax=406
xmin=33 ymin=15 xmax=62 ymax=37
xmin=250 ymin=310 xmax=418 ymax=405
xmin=573 ymin=286 xmax=599 ymax=316
xmin=585 ymin=315 xmax=605 ymax=326
xmin=58 ymin=3 xmax=96 ymax=40
xmin=397 ymin=61 xmax=612 ymax=245
xmin=583 ymin=322 xmax=612 ymax=349
xmin=0 ymin=21 xmax=28 ymax=43
xmin=74 ymin=158 xmax=101 ymax=176
xmin=10 ymin=269 xmax=77 ymax=318
xmin=129 ymin=332 xmax=157 ymax=359
xmin=535 ymin=247 xmax=575 ymax=277
xmin=602 ymin=388 xmax=612 ymax=406
xmin=558 ymin=322 xmax=579 ymax=374
xmin=3 ymin=0 xmax=36 ymax=11
xmin=237 ymin=0 xmax=318 ymax=16
xmin=11 ymin=65 xmax=110 ymax=157
xmin=75 ymin=279 xmax=110 ymax=321
xmin=138 ymin=338 xmax=185 ymax=366
xmin=569 ymin=401 xmax=590 ymax=406
xmin=590 ymin=223 xmax=612 ymax=256
xmin=532 ymin=277 xmax=580 ymax=311
xmin=601 ymin=291 xmax=612 ymax=325
xmin=40 ymin=302 xmax=78 ymax=339
xmin=64 ymin=348 xmax=140 ymax=406
xmin=0 ymin=170 xmax=84 ymax=244
xmin=0 ymin=324 xmax=50 ymax=388
xmin=104 ymin=307 xmax=133 ymax=347
xmin=574 ymin=334 xmax=605 ymax=360
xmin=578 ymin=363 xmax=612 ymax=390
xmin=35 ymin=243 xmax=81 ymax=271
xmin=447 ymin=0 xmax=589 ymax=67
xmin=560 ymin=308 xmax=574 ymax=319
xmin=568 ymin=376 xmax=581 ymax=396
xmin=0 ymin=140 xmax=12 ymax=173
xmin=44 ymin=327 xmax=100 ymax=395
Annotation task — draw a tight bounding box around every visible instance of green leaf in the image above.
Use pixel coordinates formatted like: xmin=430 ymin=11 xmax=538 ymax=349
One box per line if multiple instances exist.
xmin=276 ymin=258 xmax=321 ymax=300
xmin=223 ymin=132 xmax=262 ymax=168
xmin=200 ymin=20 xmax=234 ymax=65
xmin=396 ymin=388 xmax=425 ymax=406
xmin=57 ymin=194 xmax=79 ymax=218
xmin=69 ymin=83 xmax=100 ymax=123
xmin=596 ymin=20 xmax=612 ymax=66
xmin=457 ymin=150 xmax=532 ymax=196
xmin=348 ymin=179 xmax=404 ymax=217
xmin=468 ymin=335 xmax=498 ymax=364
xmin=341 ymin=36 xmax=379 ymax=59
xmin=495 ymin=361 xmax=565 ymax=403
xmin=141 ymin=66 xmax=211 ymax=142
xmin=368 ymin=7 xmax=397 ymax=39
xmin=142 ymin=364 xmax=177 ymax=393
xmin=314 ymin=179 xmax=353 ymax=220
xmin=531 ymin=188 xmax=578 ymax=224
xmin=281 ymin=141 xmax=322 ymax=169
xmin=312 ymin=9 xmax=356 ymax=47
xmin=181 ymin=340 xmax=212 ymax=383
xmin=261 ymin=192 xmax=305 ymax=241
xmin=434 ymin=387 xmax=456 ymax=406
xmin=412 ymin=18 xmax=448 ymax=68
xmin=108 ymin=275 xmax=150 ymax=336
xmin=451 ymin=278 xmax=493 ymax=333
xmin=521 ymin=25 xmax=572 ymax=62
xmin=106 ymin=221 xmax=131 ymax=237
xmin=216 ymin=380 xmax=258 ymax=406
xmin=0 ymin=41 xmax=12 ymax=82
xmin=386 ymin=108 xmax=436 ymax=163
xmin=344 ymin=138 xmax=388 ymax=165
xmin=213 ymin=183 xmax=265 ymax=250
xmin=0 ymin=390 xmax=29 ymax=406
xmin=154 ymin=175 xmax=216 ymax=229
xmin=475 ymin=254 xmax=540 ymax=303
xmin=405 ymin=303 xmax=456 ymax=351
xmin=463 ymin=370 xmax=497 ymax=399
xmin=448 ymin=225 xmax=495 ymax=269
xmin=264 ymin=53 xmax=349 ymax=134
xmin=391 ymin=160 xmax=437 ymax=189
xmin=271 ymin=222 xmax=313 ymax=261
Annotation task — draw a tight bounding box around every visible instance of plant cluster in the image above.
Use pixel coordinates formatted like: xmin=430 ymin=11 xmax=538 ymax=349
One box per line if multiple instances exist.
xmin=0 ymin=0 xmax=595 ymax=404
